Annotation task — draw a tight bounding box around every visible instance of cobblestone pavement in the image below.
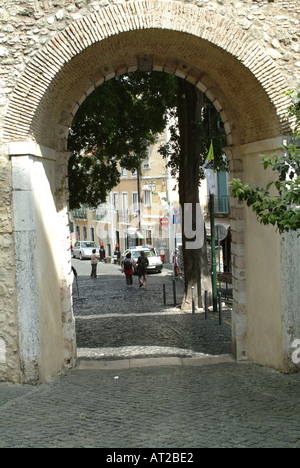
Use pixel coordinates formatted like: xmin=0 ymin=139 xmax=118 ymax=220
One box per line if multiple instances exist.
xmin=72 ymin=260 xmax=232 ymax=360
xmin=2 ymin=261 xmax=299 ymax=449
xmin=1 ymin=363 xmax=300 ymax=448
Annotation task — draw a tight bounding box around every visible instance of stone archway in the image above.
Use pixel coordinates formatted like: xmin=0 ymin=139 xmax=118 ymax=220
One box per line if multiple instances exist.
xmin=1 ymin=0 xmax=299 ymax=383
xmin=4 ymin=6 xmax=291 ymax=148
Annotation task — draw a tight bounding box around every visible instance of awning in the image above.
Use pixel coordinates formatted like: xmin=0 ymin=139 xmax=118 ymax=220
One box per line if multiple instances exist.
xmin=126 ymin=227 xmax=144 ymax=239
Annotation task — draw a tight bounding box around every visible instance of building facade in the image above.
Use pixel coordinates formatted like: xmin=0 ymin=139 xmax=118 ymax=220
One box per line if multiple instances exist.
xmin=70 ymin=132 xmax=181 ymax=262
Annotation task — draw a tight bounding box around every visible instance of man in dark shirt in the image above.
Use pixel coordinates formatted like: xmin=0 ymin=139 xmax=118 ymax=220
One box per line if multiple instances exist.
xmin=137 ymin=251 xmax=149 ymax=288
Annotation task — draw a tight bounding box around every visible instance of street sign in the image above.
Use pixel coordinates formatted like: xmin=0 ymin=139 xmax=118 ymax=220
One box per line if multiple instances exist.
xmin=173 ymin=214 xmax=181 ymax=225
xmin=215 ymin=224 xmax=227 ymax=241
xmin=160 ymin=216 xmax=170 ymax=227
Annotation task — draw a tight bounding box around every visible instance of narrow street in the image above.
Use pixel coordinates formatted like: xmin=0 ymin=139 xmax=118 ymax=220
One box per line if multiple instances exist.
xmin=72 ymin=259 xmax=232 ymax=361
xmin=1 ymin=264 xmax=300 ymax=448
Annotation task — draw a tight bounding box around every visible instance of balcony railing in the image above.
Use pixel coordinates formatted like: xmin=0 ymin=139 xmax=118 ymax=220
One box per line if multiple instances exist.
xmin=93 ymin=208 xmax=110 ymax=222
xmin=71 ymin=209 xmax=87 ymax=219
xmin=205 ymin=195 xmax=230 ymax=216
xmin=117 ymin=210 xmax=130 ymax=224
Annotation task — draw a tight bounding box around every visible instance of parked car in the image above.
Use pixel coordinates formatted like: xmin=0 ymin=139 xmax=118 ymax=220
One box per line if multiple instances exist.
xmin=121 ymin=245 xmax=163 ymax=274
xmin=72 ymin=241 xmax=99 ymax=260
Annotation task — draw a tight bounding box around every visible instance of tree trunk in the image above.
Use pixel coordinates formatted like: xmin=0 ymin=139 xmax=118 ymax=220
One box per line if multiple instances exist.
xmin=177 ymin=78 xmax=212 ymax=310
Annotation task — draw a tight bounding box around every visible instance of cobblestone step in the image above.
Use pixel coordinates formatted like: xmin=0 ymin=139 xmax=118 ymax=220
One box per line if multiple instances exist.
xmin=78 ymin=354 xmax=236 ymax=371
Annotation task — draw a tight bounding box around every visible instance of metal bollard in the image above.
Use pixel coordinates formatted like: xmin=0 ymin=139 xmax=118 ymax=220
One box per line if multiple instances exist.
xmin=205 ymin=290 xmax=208 ymax=320
xmin=173 ymin=279 xmax=177 ymax=307
xmin=163 ymin=283 xmax=166 ymax=305
xmin=219 ymin=292 xmax=223 ymax=326
xmin=192 ymin=286 xmax=195 ymax=315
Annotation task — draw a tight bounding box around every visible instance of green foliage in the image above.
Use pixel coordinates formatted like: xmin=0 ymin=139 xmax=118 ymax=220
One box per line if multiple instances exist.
xmin=158 ymin=101 xmax=228 ymax=185
xmin=285 ymin=88 xmax=300 ymax=139
xmin=197 ymin=104 xmax=229 ymax=173
xmin=230 ymin=141 xmax=300 ymax=234
xmin=230 ymin=87 xmax=300 ymax=235
xmin=68 ymin=71 xmax=228 ymax=210
xmin=68 ymin=71 xmax=177 ymax=209
xmin=68 ymin=154 xmax=120 ymax=211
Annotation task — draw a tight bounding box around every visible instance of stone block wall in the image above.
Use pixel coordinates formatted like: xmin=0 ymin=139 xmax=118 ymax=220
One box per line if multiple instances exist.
xmin=0 ymin=150 xmax=20 ymax=382
xmin=0 ymin=1 xmax=299 ymax=125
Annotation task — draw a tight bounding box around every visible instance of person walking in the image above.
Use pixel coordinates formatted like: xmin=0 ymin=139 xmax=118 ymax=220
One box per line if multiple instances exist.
xmin=123 ymin=252 xmax=135 ymax=287
xmin=99 ymin=243 xmax=106 ymax=262
xmin=91 ymin=249 xmax=99 ymax=278
xmin=137 ymin=251 xmax=149 ymax=288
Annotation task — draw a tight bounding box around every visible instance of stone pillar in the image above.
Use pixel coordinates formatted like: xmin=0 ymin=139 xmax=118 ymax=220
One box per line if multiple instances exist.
xmin=239 ymin=137 xmax=300 ymax=372
xmin=11 ymin=153 xmax=41 ymax=383
xmin=0 ymin=153 xmax=22 ymax=383
xmin=225 ymin=146 xmax=247 ymax=361
xmin=280 ymin=212 xmax=300 ymax=373
xmin=9 ymin=143 xmax=76 ymax=383
xmin=55 ymin=151 xmax=77 ymax=369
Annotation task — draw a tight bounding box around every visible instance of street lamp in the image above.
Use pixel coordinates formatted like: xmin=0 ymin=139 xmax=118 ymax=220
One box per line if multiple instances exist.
xmin=148 ymin=180 xmax=156 ymax=194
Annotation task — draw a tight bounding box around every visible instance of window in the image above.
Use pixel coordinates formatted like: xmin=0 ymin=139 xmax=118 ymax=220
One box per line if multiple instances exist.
xmin=144 ymin=190 xmax=151 ymax=207
xmin=90 ymin=226 xmax=95 ymax=242
xmin=113 ymin=192 xmax=119 ymax=211
xmin=122 ymin=192 xmax=129 ymax=211
xmin=143 ymin=148 xmax=151 ymax=170
xmin=132 ymin=192 xmax=139 ymax=214
xmin=131 ymin=168 xmax=138 ymax=178
xmin=121 ymin=167 xmax=127 ymax=178
xmin=76 ymin=225 xmax=81 ymax=241
xmin=81 ymin=242 xmax=97 ymax=248
xmin=146 ymin=230 xmax=152 ymax=245
xmin=83 ymin=226 xmax=88 ymax=241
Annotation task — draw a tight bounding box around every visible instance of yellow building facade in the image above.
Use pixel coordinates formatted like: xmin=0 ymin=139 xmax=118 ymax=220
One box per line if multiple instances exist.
xmin=70 ymin=132 xmax=181 ymax=262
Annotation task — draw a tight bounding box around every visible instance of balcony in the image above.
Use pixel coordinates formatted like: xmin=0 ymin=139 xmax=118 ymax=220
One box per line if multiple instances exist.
xmin=117 ymin=210 xmax=130 ymax=224
xmin=93 ymin=208 xmax=109 ymax=222
xmin=205 ymin=195 xmax=230 ymax=217
xmin=71 ymin=209 xmax=87 ymax=220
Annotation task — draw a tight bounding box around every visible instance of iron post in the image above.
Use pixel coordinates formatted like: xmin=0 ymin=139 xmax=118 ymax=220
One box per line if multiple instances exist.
xmin=205 ymin=290 xmax=208 ymax=320
xmin=210 ymin=194 xmax=218 ymax=313
xmin=192 ymin=286 xmax=195 ymax=315
xmin=219 ymin=292 xmax=223 ymax=325
xmin=173 ymin=279 xmax=177 ymax=307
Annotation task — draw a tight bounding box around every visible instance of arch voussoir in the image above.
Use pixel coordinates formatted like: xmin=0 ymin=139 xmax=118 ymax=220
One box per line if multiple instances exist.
xmin=3 ymin=1 xmax=293 ymax=144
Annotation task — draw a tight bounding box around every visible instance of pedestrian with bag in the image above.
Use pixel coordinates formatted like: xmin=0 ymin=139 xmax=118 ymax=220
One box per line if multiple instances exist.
xmin=91 ymin=249 xmax=99 ymax=278
xmin=124 ymin=252 xmax=135 ymax=287
xmin=137 ymin=251 xmax=149 ymax=289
